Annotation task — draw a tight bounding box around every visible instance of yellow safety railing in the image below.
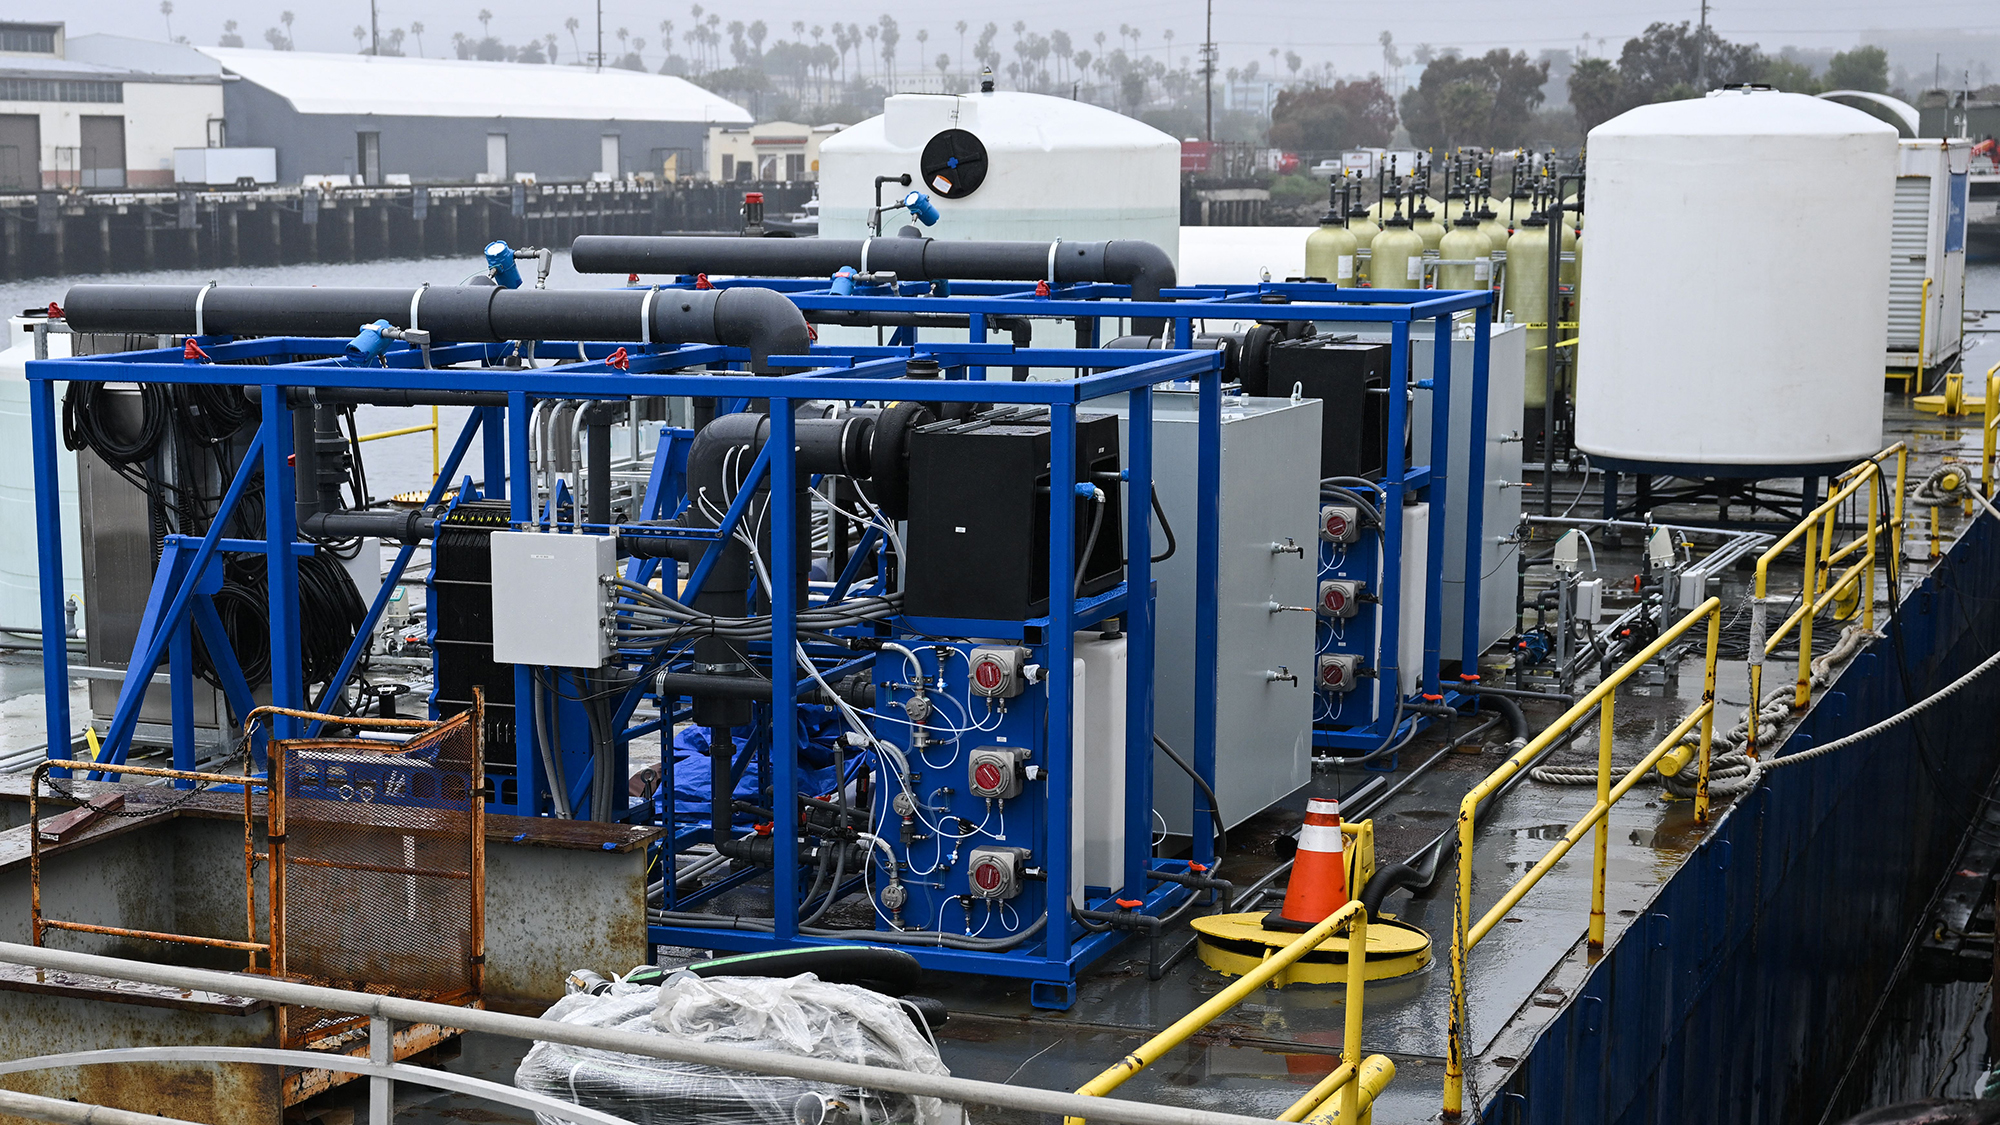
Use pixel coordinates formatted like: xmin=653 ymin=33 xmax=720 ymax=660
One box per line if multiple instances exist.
xmin=1067 ymin=900 xmax=1392 ymax=1125
xmin=356 ymin=404 xmax=442 ymax=477
xmin=1745 ymin=445 xmax=1906 ymax=753
xmin=1442 ymin=596 xmax=1724 ymax=1119
xmin=1981 ymin=364 xmax=2000 ymax=499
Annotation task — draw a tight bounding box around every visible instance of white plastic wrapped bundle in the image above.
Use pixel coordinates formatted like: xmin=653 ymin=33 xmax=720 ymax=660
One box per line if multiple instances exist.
xmin=515 ymin=972 xmax=953 ymax=1125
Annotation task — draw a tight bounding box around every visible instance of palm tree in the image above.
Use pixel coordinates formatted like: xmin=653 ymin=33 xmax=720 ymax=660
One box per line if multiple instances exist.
xmin=160 ymin=0 xmax=175 ymax=40
xmin=410 ymin=20 xmax=426 ymax=56
xmin=955 ymin=20 xmax=967 ymax=75
xmin=748 ymin=20 xmax=766 ymax=58
xmin=566 ymin=17 xmax=581 ymax=61
xmin=865 ymin=23 xmax=878 ymax=80
xmin=879 ymin=16 xmax=899 ymax=85
xmin=1162 ymin=29 xmax=1173 ymax=68
xmin=280 ymin=9 xmax=294 ymax=44
xmin=477 ymin=9 xmax=492 ymax=37
xmin=352 ymin=25 xmax=366 ymax=50
xmin=544 ymin=32 xmax=557 ymax=62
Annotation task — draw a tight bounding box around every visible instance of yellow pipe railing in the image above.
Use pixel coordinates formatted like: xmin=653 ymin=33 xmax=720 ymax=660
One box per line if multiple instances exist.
xmin=1442 ymin=597 xmax=1723 ymax=1119
xmin=1747 ymin=446 xmax=1905 ymax=751
xmin=1068 ymin=901 xmax=1382 ymax=1125
xmin=1982 ymin=365 xmax=2000 ymax=499
xmin=356 ymin=405 xmax=443 ymax=477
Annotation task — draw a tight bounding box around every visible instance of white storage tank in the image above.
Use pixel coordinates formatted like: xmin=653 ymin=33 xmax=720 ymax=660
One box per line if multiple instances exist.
xmin=0 ymin=316 xmax=83 ymax=631
xmin=1575 ymin=89 xmax=1899 ymax=474
xmin=818 ymin=91 xmax=1181 ymax=261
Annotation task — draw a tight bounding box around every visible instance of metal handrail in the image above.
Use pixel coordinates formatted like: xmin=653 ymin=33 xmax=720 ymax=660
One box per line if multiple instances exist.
xmin=1442 ymin=596 xmax=1724 ymax=1119
xmin=1748 ymin=446 xmax=1905 ymax=752
xmin=1066 ymin=901 xmax=1387 ymax=1125
xmin=1982 ymin=365 xmax=2000 ymax=499
xmin=355 ymin=404 xmax=442 ymax=476
xmin=29 ymin=759 xmax=271 ymax=970
xmin=0 ymin=940 xmax=1280 ymax=1125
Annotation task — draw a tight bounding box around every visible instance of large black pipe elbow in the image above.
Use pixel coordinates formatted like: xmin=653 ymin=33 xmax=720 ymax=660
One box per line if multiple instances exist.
xmin=710 ymin=287 xmax=812 ymax=371
xmin=1101 ymin=240 xmax=1177 ymax=305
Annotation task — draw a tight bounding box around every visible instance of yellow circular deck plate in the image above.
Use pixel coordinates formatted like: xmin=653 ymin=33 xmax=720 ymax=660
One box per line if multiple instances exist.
xmin=1190 ymin=912 xmax=1432 ymax=985
xmin=1913 ymin=394 xmax=1987 ymax=416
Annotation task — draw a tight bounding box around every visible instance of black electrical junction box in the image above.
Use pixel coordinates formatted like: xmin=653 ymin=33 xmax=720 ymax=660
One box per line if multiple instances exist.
xmin=903 ymin=408 xmax=1124 ymax=621
xmin=1267 ymin=336 xmax=1390 ymax=481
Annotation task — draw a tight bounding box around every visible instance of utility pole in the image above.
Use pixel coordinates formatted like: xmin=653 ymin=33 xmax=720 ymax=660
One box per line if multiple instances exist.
xmin=1695 ymin=0 xmax=1708 ymax=89
xmin=369 ymin=0 xmax=378 ymax=55
xmin=595 ymin=0 xmax=603 ymax=70
xmin=1201 ymin=0 xmax=1215 ymax=143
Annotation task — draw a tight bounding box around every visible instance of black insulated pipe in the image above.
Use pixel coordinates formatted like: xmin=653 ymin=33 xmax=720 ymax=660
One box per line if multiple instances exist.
xmin=60 ymin=284 xmax=811 ymax=372
xmin=569 ymin=235 xmax=1178 ymax=333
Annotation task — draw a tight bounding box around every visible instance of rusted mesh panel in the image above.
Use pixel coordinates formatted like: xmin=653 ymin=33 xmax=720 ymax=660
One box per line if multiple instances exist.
xmin=274 ymin=711 xmax=483 ymax=1050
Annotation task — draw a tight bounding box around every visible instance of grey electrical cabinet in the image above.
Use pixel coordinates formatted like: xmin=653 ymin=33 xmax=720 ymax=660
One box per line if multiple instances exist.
xmin=1101 ymin=392 xmax=1321 ymax=837
xmin=1408 ymin=321 xmax=1527 ymax=663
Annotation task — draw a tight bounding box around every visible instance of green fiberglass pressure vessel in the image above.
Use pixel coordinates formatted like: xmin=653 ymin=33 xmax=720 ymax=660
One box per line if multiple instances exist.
xmin=1369 ymin=216 xmax=1426 ymax=290
xmin=1436 ymin=214 xmax=1493 ymax=292
xmin=1504 ymin=215 xmax=1553 ymax=409
xmin=1305 ymin=214 xmax=1360 ymax=284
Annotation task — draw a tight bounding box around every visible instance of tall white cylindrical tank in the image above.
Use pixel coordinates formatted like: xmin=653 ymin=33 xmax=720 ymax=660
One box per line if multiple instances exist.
xmin=1575 ymin=89 xmax=1898 ymax=471
xmin=818 ymin=92 xmax=1181 ymax=263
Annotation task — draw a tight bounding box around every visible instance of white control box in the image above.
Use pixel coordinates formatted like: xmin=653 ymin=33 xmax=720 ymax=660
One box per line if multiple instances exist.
xmin=489 ymin=531 xmax=618 ymax=668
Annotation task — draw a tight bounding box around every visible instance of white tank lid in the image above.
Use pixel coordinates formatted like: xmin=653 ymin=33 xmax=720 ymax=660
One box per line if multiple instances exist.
xmin=1591 ymin=86 xmax=1901 ymax=139
xmin=825 ymin=91 xmax=1177 ymax=155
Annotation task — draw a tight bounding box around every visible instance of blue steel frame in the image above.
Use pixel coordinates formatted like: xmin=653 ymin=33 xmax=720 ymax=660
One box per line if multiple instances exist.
xmin=25 ymin=331 xmax=1217 ymax=997
xmin=25 ymin=278 xmax=1491 ymax=997
xmin=643 ymin=277 xmax=1498 ymax=750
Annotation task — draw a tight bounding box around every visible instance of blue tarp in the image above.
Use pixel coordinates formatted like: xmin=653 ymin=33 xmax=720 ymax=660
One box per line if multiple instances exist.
xmin=658 ymin=711 xmax=848 ymax=832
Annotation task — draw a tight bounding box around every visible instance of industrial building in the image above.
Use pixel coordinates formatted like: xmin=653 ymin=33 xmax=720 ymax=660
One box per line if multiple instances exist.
xmin=200 ymin=47 xmax=751 ymax=185
xmin=0 ymin=81 xmax=1997 ymax=1125
xmin=0 ymin=24 xmax=221 ymax=188
xmin=705 ymin=120 xmax=845 ymax=182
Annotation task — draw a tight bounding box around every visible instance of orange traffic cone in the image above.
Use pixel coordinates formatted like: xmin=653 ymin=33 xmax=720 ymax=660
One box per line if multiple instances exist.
xmin=1268 ymin=797 xmax=1348 ymax=931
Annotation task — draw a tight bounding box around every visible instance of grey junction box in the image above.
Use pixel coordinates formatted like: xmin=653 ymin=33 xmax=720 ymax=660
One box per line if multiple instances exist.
xmin=489 ymin=531 xmax=619 ymax=668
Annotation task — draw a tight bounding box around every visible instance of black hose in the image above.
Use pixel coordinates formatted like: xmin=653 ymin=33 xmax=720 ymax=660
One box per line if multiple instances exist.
xmin=1075 ymin=492 xmax=1106 ymax=599
xmin=1477 ymin=690 xmax=1530 ymax=748
xmin=1149 ymin=486 xmax=1177 ymax=565
xmin=1154 ymin=734 xmax=1226 ymax=864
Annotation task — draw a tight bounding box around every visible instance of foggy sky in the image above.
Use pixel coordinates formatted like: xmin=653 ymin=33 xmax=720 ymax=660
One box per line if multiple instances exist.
xmin=53 ymin=0 xmax=2000 ymax=76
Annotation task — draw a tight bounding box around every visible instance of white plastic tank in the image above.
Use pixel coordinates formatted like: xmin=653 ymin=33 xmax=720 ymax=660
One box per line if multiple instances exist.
xmin=1575 ymin=89 xmax=1898 ymax=471
xmin=0 ymin=316 xmax=83 ymax=630
xmin=818 ymin=91 xmax=1181 ymax=263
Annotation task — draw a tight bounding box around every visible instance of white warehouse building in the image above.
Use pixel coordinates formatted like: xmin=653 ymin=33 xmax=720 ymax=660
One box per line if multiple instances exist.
xmin=0 ymin=23 xmax=222 ymax=189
